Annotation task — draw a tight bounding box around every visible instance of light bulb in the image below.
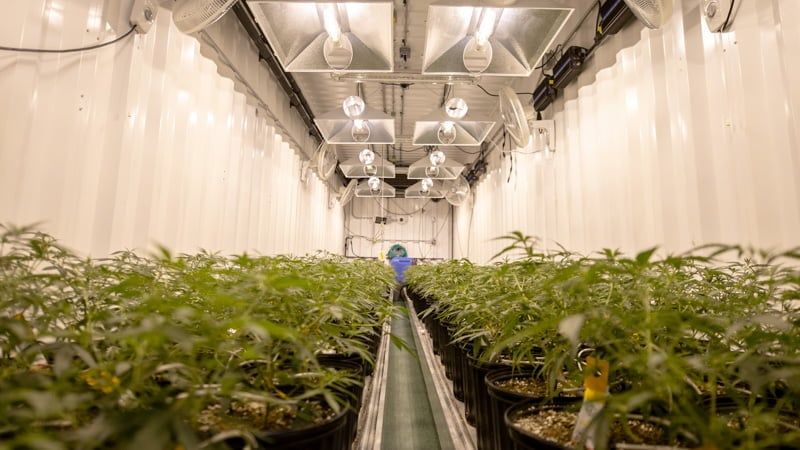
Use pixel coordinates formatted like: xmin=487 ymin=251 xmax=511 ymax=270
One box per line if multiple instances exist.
xmin=429 ymin=150 xmax=446 ymax=166
xmin=445 ymin=97 xmax=468 ymax=119
xmin=437 ymin=121 xmax=456 ymax=145
xmin=463 ymin=8 xmax=497 ymax=73
xmin=322 ymin=4 xmax=341 ymax=43
xmin=425 ymin=166 xmax=440 ymax=177
xmin=475 ymin=8 xmax=498 ymax=48
xmin=343 ymin=96 xmax=365 ymax=118
xmin=358 ymin=148 xmax=375 ymax=165
xmin=364 ymin=164 xmax=377 ymax=176
xmin=368 ymin=176 xmax=381 ymax=191
xmin=351 ymin=119 xmax=370 ymax=142
xmin=421 ymin=178 xmax=434 ymax=192
xmin=321 ymin=4 xmax=353 ymax=69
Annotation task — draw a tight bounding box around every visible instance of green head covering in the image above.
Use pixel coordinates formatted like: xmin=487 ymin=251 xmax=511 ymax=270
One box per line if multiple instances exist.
xmin=387 ymin=244 xmax=408 ymax=258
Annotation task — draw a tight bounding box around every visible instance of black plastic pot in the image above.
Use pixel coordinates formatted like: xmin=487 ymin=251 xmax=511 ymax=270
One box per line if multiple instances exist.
xmin=465 ymin=354 xmax=511 ymax=449
xmin=692 ymin=396 xmax=800 ymax=449
xmin=486 ymin=367 xmax=556 ymax=450
xmin=506 ymin=398 xmax=717 ymax=450
xmin=408 ymin=289 xmax=427 ymax=314
xmin=256 ymin=403 xmax=350 ymax=450
xmin=357 ymin=320 xmax=383 ymax=363
xmin=448 ymin=338 xmax=466 ymax=401
xmin=428 ymin=314 xmax=442 ymax=356
xmin=504 ymin=398 xmax=583 ymax=450
xmin=317 ymin=354 xmax=365 ymax=445
xmin=441 ymin=325 xmax=456 ymax=381
xmin=433 ymin=316 xmax=450 ymax=360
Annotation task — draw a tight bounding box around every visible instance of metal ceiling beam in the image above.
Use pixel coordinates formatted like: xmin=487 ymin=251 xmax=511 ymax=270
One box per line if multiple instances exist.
xmin=330 ymin=73 xmax=480 ymax=84
xmin=233 ymin=2 xmax=323 ymax=144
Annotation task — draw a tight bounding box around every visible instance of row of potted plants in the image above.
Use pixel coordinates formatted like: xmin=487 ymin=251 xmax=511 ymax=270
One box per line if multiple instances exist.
xmin=405 ymin=232 xmax=800 ymax=450
xmin=0 ymin=224 xmax=397 ymax=449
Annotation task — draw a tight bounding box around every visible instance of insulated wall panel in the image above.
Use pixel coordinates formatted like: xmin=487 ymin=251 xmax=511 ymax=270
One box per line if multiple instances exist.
xmin=346 ymin=197 xmax=451 ymax=260
xmin=0 ymin=0 xmax=344 ymax=256
xmin=455 ymin=0 xmax=800 ymax=263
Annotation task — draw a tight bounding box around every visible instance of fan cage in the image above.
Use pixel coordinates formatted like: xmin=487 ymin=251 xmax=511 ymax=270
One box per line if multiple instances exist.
xmin=623 ymin=0 xmax=671 ymax=29
xmin=173 ymin=0 xmax=237 ymax=34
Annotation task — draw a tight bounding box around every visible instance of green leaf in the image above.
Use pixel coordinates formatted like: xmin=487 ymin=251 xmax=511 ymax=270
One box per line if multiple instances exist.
xmin=635 ymin=247 xmax=658 ymax=265
xmin=388 ymin=333 xmax=418 ymax=362
xmin=323 ymin=390 xmax=341 ymax=414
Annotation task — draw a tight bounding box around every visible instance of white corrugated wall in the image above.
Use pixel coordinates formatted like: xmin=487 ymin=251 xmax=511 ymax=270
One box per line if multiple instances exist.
xmin=346 ymin=197 xmax=451 ymax=260
xmin=0 ymin=0 xmax=344 ymax=256
xmin=456 ymin=0 xmax=800 ymax=263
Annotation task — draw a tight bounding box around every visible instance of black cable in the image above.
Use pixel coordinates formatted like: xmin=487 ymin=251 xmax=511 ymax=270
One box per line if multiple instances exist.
xmin=0 ymin=26 xmax=137 ymax=53
xmin=380 ymin=82 xmax=415 ymax=88
xmin=477 ymin=84 xmax=535 ymax=98
xmin=476 ymin=84 xmax=499 ymax=97
xmin=392 ymin=145 xmax=428 ymax=153
xmin=373 ymin=197 xmax=431 ymax=216
xmin=533 ymin=43 xmax=563 ymax=71
xmin=722 ymin=0 xmax=735 ymax=31
xmin=507 ymin=150 xmax=514 ymax=183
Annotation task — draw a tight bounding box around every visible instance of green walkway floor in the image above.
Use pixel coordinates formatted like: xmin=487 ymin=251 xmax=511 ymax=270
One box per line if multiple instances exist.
xmin=380 ymin=301 xmax=455 ymax=450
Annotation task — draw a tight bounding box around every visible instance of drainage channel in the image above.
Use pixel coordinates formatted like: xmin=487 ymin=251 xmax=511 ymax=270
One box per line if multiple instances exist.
xmin=356 ymin=289 xmax=475 ymax=450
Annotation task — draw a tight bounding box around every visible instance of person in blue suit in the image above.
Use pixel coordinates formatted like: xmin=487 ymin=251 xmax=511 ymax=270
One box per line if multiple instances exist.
xmin=388 ymin=244 xmax=412 ymax=302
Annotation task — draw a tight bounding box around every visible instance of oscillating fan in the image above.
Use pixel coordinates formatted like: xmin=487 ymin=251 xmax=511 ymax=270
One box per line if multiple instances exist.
xmin=498 ymin=87 xmax=532 ymax=150
xmin=622 ymin=0 xmax=673 ymax=29
xmin=130 ymin=0 xmax=238 ymax=34
xmin=338 ymin=179 xmax=358 ymax=207
xmin=310 ymin=143 xmax=338 ymax=182
xmin=445 ymin=176 xmax=471 ymax=207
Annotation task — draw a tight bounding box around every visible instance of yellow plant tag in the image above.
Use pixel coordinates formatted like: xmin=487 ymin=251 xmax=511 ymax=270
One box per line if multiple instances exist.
xmin=571 ymin=357 xmax=611 ymax=448
xmin=583 ymin=356 xmax=609 ymax=401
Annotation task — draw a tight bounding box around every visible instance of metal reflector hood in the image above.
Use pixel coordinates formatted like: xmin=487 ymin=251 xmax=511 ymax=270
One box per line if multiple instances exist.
xmin=340 ymin=154 xmax=396 ymax=178
xmin=245 ymin=0 xmax=394 ymax=72
xmin=422 ymin=2 xmax=575 ymax=76
xmin=314 ymin=106 xmax=396 ymax=144
xmin=404 ymin=179 xmax=446 ymax=198
xmin=355 ymin=179 xmax=396 ymax=197
xmin=407 ymin=157 xmax=465 ymax=180
xmin=412 ymin=110 xmax=495 ymax=146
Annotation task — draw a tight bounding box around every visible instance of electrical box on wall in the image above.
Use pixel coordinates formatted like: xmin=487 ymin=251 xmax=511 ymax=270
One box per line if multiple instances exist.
xmin=374 ymin=216 xmax=407 ymax=224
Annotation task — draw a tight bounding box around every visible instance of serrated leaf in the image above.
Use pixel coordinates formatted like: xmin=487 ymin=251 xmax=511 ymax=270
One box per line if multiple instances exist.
xmin=635 ymin=247 xmax=658 ymax=265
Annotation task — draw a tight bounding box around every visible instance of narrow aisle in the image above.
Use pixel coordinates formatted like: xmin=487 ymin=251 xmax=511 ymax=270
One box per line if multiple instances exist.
xmin=380 ymin=304 xmax=450 ymax=450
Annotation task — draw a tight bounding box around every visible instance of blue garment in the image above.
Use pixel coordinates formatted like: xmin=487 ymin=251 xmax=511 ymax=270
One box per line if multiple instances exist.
xmin=390 ymin=257 xmax=413 ymax=283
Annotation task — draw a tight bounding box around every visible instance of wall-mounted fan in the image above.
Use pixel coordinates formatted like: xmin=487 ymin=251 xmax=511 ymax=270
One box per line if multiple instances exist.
xmin=310 ymin=142 xmax=338 ymax=182
xmin=623 ymin=0 xmax=673 ymax=29
xmin=130 ymin=0 xmax=238 ymax=34
xmin=498 ymin=87 xmax=532 ymax=150
xmin=338 ymin=179 xmax=358 ymax=207
xmin=445 ymin=175 xmax=471 ymax=207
